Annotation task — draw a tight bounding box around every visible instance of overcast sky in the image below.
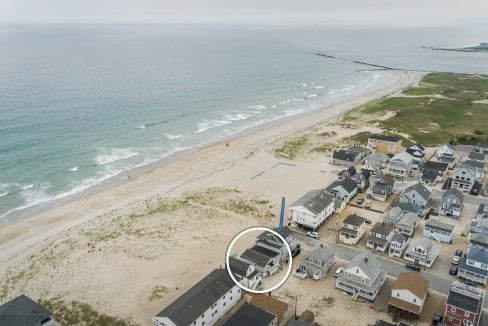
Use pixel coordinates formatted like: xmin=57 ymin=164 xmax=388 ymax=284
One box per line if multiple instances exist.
xmin=1 ymin=0 xmax=487 ymax=26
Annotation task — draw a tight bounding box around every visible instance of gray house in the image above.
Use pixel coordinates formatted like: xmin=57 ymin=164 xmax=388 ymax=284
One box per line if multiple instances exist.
xmin=228 ymin=257 xmax=262 ymax=290
xmin=367 ymin=173 xmax=395 ymax=201
xmin=388 ymin=152 xmax=414 ymax=180
xmin=452 ymin=162 xmax=477 ymax=193
xmin=404 ymin=238 xmax=439 ymax=268
xmin=367 ymin=222 xmax=395 ymax=253
xmin=295 ymin=244 xmax=335 ymax=281
xmin=389 ymin=233 xmax=408 ymax=258
xmin=395 ymin=212 xmax=420 ymax=237
xmin=406 ymin=143 xmax=426 ymax=169
xmin=476 ymin=204 xmax=488 ymax=219
xmin=0 ymin=295 xmax=54 ymax=326
xmin=423 ymin=219 xmax=454 ymax=244
xmin=439 ymin=188 xmax=464 ymax=218
xmin=469 ymin=233 xmax=488 ymax=251
xmin=335 ymin=252 xmax=387 ymax=301
xmin=470 ymin=218 xmax=488 ymax=237
xmin=331 ymin=149 xmax=362 ymax=167
xmin=398 ymin=183 xmax=431 ymax=212
xmin=420 ymin=161 xmax=448 ymax=186
xmin=469 ymin=151 xmax=486 ymax=163
xmin=240 ymin=247 xmax=280 ymax=276
xmin=325 ymin=178 xmax=358 ymax=204
xmin=475 ymin=142 xmax=488 ymax=154
xmin=457 ymin=246 xmax=488 ymax=285
xmin=255 ymin=226 xmax=300 ymax=261
xmin=364 ymin=152 xmax=390 ymax=172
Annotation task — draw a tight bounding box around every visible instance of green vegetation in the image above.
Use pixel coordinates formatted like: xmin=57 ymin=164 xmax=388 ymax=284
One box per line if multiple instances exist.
xmin=39 ymin=298 xmax=137 ymax=326
xmin=342 ymin=72 xmax=488 ymax=146
xmin=274 ymin=134 xmax=310 ymax=159
xmin=149 ymin=285 xmax=169 ymax=301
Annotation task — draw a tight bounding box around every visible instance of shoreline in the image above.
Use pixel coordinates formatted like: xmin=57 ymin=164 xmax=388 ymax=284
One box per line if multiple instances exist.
xmin=0 ymin=70 xmax=394 ymax=224
xmin=0 ymin=69 xmax=423 ymax=261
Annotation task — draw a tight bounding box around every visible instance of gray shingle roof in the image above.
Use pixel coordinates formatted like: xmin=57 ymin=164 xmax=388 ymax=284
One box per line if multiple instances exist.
xmin=425 ymin=219 xmax=454 ymax=232
xmin=469 ymin=151 xmax=486 ymax=161
xmin=290 ymin=189 xmax=334 ymax=215
xmin=466 ymin=246 xmax=488 ymax=265
xmin=0 ymin=295 xmax=52 ymax=326
xmin=229 ymin=257 xmax=251 ymax=278
xmin=369 ymin=135 xmax=401 ymax=142
xmin=421 ymin=160 xmax=448 ymax=172
xmin=305 ymin=244 xmax=334 ymax=262
xmin=241 ymin=249 xmax=272 ymax=268
xmin=347 ymin=252 xmax=382 ymax=280
xmin=343 ymin=214 xmax=365 ymax=226
xmin=442 ymin=188 xmax=464 ymax=203
xmin=250 ymin=245 xmax=279 ymax=258
xmin=391 ymin=233 xmax=407 ymax=244
xmin=447 ymin=283 xmax=484 ymax=313
xmin=224 ymin=302 xmax=276 ymax=326
xmin=332 ymin=149 xmax=359 ymax=162
xmin=403 ymin=183 xmax=431 ymax=201
xmin=155 ymin=269 xmax=236 ymax=325
xmin=370 ymin=222 xmax=394 ymax=236
xmin=327 ymin=178 xmax=357 ymax=194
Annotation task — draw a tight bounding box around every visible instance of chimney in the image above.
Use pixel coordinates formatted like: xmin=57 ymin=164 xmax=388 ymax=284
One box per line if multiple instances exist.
xmin=364 ymin=256 xmax=368 ymax=263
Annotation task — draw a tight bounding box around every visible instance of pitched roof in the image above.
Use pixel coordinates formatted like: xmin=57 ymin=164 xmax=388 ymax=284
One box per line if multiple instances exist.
xmin=326 ymin=178 xmax=357 ymax=194
xmin=391 ymin=200 xmax=421 ymax=214
xmin=332 ymin=149 xmax=359 ymax=162
xmin=224 ymin=303 xmax=276 ymax=326
xmin=240 ymin=249 xmax=273 ymax=268
xmin=369 ymin=134 xmax=401 ymax=142
xmin=347 ymin=252 xmax=382 ymax=280
xmin=421 ymin=170 xmax=439 ymax=182
xmin=370 ymin=222 xmax=394 ymax=236
xmin=391 ymin=152 xmax=414 ymax=163
xmin=274 ymin=226 xmax=293 ymax=239
xmin=304 ymin=244 xmax=334 ymax=262
xmin=403 ymin=183 xmax=431 ymax=201
xmin=463 ymin=159 xmax=485 ymax=170
xmin=421 ymin=160 xmax=448 ymax=172
xmin=425 ymin=219 xmax=454 ymax=232
xmin=466 ymin=246 xmax=488 ymax=264
xmin=391 ymin=233 xmax=407 ymax=244
xmin=249 ymin=294 xmax=289 ymax=324
xmin=250 ymin=245 xmax=279 ymax=258
xmin=289 ymin=189 xmax=335 ymax=215
xmin=343 ymin=214 xmax=365 ymax=226
xmin=392 ymin=272 xmax=429 ymax=298
xmin=469 ymin=151 xmax=486 ymax=161
xmin=155 ymin=269 xmax=235 ymax=325
xmin=0 ymin=295 xmax=52 ymax=326
xmin=470 ymin=233 xmax=488 ymax=247
xmin=229 ymin=257 xmax=251 ymax=278
xmin=446 ymin=282 xmax=485 ymax=314
xmin=408 ymin=237 xmax=433 ymax=251
xmin=365 ymin=152 xmax=389 ymax=162
xmin=442 ymin=188 xmax=464 ymax=203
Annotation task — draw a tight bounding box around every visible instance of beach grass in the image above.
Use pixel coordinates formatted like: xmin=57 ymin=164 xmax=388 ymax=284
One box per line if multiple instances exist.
xmin=274 ymin=134 xmax=310 ymax=159
xmin=340 ymin=72 xmax=488 ymax=145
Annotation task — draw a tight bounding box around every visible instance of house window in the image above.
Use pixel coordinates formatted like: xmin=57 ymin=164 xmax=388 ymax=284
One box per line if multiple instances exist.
xmin=413 ymin=298 xmax=416 ymax=303
xmin=464 ymin=311 xmax=470 ymax=317
xmin=450 ymin=306 xmax=456 ymax=313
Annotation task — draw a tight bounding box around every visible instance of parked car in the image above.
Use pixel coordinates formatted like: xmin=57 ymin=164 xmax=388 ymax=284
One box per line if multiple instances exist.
xmin=454 ymin=249 xmax=463 ymax=257
xmin=405 ymin=263 xmax=421 ymax=272
xmin=365 ymin=218 xmax=372 ymax=225
xmin=334 ymin=267 xmax=344 ymax=278
xmin=306 ymin=231 xmax=320 ymax=239
xmin=449 ymin=265 xmax=458 ymax=275
xmin=451 ymin=255 xmax=461 ymax=265
xmin=365 ymin=201 xmax=371 ymax=209
xmin=356 ymin=197 xmax=364 ymax=205
xmin=432 ymin=313 xmax=443 ymax=326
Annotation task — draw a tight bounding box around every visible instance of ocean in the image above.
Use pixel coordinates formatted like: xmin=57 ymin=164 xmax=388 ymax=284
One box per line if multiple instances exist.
xmin=0 ymin=24 xmax=487 ymax=221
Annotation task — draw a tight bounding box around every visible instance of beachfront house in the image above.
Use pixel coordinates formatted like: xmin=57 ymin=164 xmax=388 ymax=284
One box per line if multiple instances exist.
xmin=367 ymin=222 xmax=394 ymax=253
xmin=476 ymin=204 xmax=488 ymax=219
xmin=228 ymin=257 xmax=262 ymax=290
xmin=398 ymin=183 xmax=431 ymax=213
xmin=388 ymin=272 xmax=429 ymax=320
xmin=457 ymin=247 xmax=488 ymax=286
xmin=438 ymin=144 xmax=455 ymax=158
xmin=406 ymin=143 xmax=426 ymax=169
xmin=388 ymin=152 xmax=414 ymax=180
xmin=335 ymin=252 xmax=387 ymax=301
xmin=240 ymin=246 xmax=280 ymax=276
xmin=367 ymin=135 xmax=402 ymax=155
xmin=452 ymin=162 xmax=477 ymax=193
xmin=295 ymin=244 xmax=335 ymax=281
xmin=0 ymin=295 xmax=54 ymax=326
xmin=249 ymin=294 xmax=293 ymax=326
xmin=439 ymin=188 xmax=464 ymax=218
xmin=389 ymin=233 xmax=408 ymax=258
xmin=420 ymin=161 xmax=448 ymax=186
xmin=364 ymin=152 xmax=390 ymax=173
xmin=464 ymin=160 xmax=485 ymax=181
xmin=367 ymin=173 xmax=395 ymax=201
xmin=404 ymin=238 xmax=439 ymax=268
xmin=338 ymin=166 xmax=370 ymax=192
xmin=475 ymin=142 xmax=488 ymax=154
xmin=255 ymin=226 xmax=300 ymax=262
xmin=289 ymin=189 xmax=335 ymax=231
xmin=339 ymin=214 xmax=366 ymax=245
xmin=331 ymin=149 xmax=361 ymax=167
xmin=325 ymin=178 xmax=358 ymax=204
xmin=423 ymin=219 xmax=454 ymax=244
xmin=443 ymin=281 xmax=486 ymax=326
xmin=223 ymin=303 xmax=277 ymax=326
xmin=153 ymin=268 xmax=240 ymax=326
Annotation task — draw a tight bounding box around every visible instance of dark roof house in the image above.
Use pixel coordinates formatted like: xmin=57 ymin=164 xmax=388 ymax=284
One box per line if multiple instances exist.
xmin=0 ymin=295 xmax=53 ymax=326
xmin=224 ymin=303 xmax=276 ymax=326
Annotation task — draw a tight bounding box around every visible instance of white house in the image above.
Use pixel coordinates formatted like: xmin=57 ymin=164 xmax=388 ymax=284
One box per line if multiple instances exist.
xmin=289 ymin=189 xmax=335 ymax=231
xmin=339 ymin=214 xmax=366 ymax=245
xmin=404 ymin=238 xmax=439 ymax=268
xmin=437 ymin=144 xmax=455 ymax=158
xmin=325 ymin=178 xmax=358 ymax=204
xmin=389 ymin=272 xmax=429 ymax=319
xmin=398 ymin=183 xmax=431 ymax=212
xmin=153 ymin=268 xmax=240 ymax=326
xmin=388 ymin=152 xmax=414 ymax=180
xmin=228 ymin=257 xmax=262 ymax=290
xmin=389 ymin=233 xmax=408 ymax=258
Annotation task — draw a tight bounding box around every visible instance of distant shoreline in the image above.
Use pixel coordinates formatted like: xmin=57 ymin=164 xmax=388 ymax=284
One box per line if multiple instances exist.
xmin=422 ymin=45 xmax=488 ymax=53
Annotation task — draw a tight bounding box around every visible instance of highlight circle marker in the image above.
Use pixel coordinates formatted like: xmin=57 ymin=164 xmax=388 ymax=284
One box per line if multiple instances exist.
xmin=225 ymin=226 xmax=293 ymax=294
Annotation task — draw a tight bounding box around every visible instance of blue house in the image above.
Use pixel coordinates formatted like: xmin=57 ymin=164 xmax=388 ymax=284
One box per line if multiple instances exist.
xmin=423 ymin=219 xmax=454 ymax=244
xmin=457 ymin=247 xmax=488 ymax=286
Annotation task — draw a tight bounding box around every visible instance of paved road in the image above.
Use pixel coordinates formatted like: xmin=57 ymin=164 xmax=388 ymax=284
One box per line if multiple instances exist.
xmin=293 ymin=232 xmax=488 ymax=310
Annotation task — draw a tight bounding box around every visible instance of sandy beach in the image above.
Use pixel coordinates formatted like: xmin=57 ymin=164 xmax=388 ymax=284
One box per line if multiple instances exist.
xmin=0 ymin=69 xmax=424 ymax=324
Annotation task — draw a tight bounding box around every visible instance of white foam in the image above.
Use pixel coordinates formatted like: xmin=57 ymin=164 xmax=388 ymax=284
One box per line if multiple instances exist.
xmin=165 ymin=133 xmax=183 ymax=140
xmin=306 ymin=94 xmax=318 ymax=98
xmin=136 ymin=125 xmax=146 ymax=129
xmin=22 ymin=184 xmax=34 ymax=190
xmin=95 ymin=148 xmax=139 ymax=165
xmin=69 ymin=166 xmax=79 ymax=172
xmin=224 ymin=113 xmax=252 ymax=121
xmin=314 ymin=86 xmax=325 ymax=89
xmin=194 ymin=119 xmax=232 ymax=133
xmin=0 ymin=192 xmax=8 ymax=198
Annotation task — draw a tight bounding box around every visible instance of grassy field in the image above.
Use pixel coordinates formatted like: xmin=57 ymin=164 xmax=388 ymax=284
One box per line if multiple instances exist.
xmin=342 ymin=72 xmax=488 ymax=146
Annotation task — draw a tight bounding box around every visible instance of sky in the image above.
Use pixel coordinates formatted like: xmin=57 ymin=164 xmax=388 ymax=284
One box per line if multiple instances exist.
xmin=1 ymin=0 xmax=487 ymax=26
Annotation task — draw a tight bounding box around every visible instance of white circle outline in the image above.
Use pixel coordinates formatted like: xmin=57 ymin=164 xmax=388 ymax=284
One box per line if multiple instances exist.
xmin=225 ymin=226 xmax=293 ymax=294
